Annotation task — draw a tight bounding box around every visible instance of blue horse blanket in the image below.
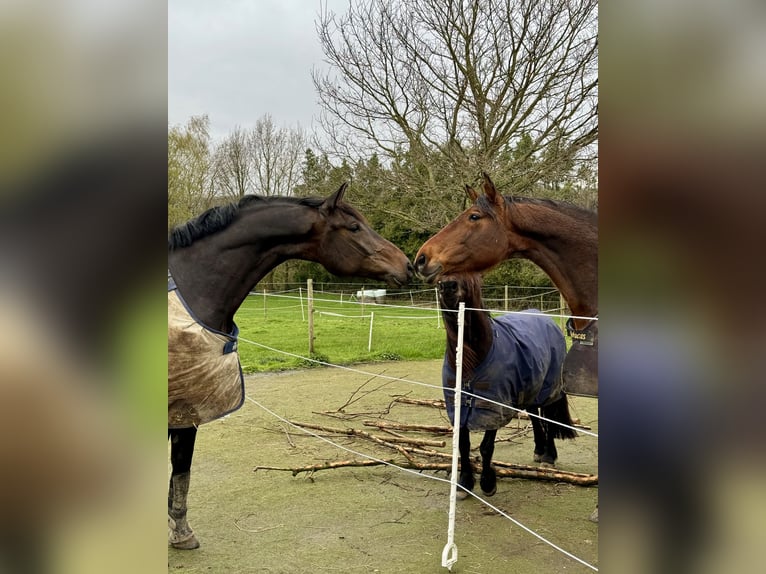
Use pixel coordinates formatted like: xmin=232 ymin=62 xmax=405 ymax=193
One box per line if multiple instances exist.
xmin=443 ymin=310 xmax=566 ymax=430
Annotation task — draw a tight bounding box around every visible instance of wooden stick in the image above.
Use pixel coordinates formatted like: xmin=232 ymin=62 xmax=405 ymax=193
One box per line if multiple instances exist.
xmin=254 ymin=459 xmax=597 ymax=485
xmin=335 ymin=370 xmax=393 ymax=412
xmin=391 ymin=398 xmax=585 ymax=427
xmin=393 ymin=397 xmax=446 ymax=408
xmin=289 ymin=421 xmax=446 ymax=448
xmin=279 ymin=424 xmax=296 ymax=448
xmin=255 ymin=459 xmax=391 ymax=476
xmin=363 ymin=420 xmax=452 ymax=434
xmin=398 ymin=447 xmax=596 ymax=481
xmin=491 ymin=460 xmax=596 ymax=478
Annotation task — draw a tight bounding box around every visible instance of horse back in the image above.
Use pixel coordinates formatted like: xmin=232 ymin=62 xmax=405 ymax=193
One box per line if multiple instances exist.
xmin=491 ymin=310 xmax=566 ymax=407
xmin=443 ymin=309 xmax=566 ymax=430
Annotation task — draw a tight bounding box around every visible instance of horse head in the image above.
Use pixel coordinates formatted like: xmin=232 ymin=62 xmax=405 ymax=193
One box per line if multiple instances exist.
xmin=317 ymin=183 xmax=413 ymax=287
xmin=415 ymin=174 xmax=514 ymax=283
xmin=437 ymin=273 xmax=483 ymax=311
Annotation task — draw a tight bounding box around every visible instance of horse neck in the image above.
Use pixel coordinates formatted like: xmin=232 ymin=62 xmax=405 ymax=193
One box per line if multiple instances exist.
xmin=507 ymin=201 xmax=598 ymax=328
xmin=168 ymin=204 xmax=320 ymax=332
xmin=442 ymin=295 xmax=493 ymax=378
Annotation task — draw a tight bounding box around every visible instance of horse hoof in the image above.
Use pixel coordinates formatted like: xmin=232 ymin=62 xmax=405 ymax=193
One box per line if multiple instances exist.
xmin=456 ymin=488 xmax=471 ymax=500
xmin=481 ymin=486 xmax=497 ymax=497
xmin=170 ymin=533 xmax=200 ymax=550
xmin=533 ymin=453 xmax=542 ymax=463
xmin=540 ymin=461 xmax=556 ymax=469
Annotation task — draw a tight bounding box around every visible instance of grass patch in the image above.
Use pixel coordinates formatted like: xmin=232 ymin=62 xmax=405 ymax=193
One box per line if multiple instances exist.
xmin=234 ymin=290 xmax=570 ymax=373
xmin=235 ymin=292 xmax=446 ymax=373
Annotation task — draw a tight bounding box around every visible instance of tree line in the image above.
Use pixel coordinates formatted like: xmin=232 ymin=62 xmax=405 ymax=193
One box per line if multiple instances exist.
xmin=169 ymin=0 xmax=597 ymax=289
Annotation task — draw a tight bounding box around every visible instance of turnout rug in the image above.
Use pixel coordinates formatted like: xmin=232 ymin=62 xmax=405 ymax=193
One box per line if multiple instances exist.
xmin=443 ymin=310 xmax=566 ymax=430
xmin=168 ymin=282 xmax=244 ymax=428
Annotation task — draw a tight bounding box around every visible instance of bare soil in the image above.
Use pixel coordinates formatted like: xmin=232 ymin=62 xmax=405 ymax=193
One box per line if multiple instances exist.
xmin=168 ymin=360 xmax=598 ymax=573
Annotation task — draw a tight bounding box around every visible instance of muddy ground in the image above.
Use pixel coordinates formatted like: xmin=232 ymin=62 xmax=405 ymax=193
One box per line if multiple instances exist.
xmin=168 ymin=360 xmax=598 ymax=573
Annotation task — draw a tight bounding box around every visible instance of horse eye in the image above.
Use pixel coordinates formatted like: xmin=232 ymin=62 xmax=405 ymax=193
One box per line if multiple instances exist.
xmin=349 ymin=222 xmax=361 ymax=232
xmin=469 ymin=213 xmax=481 ymax=221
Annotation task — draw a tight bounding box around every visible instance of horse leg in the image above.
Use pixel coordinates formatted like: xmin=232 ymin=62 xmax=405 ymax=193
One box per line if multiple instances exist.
xmin=168 ymin=427 xmax=200 ymax=549
xmin=542 ymin=432 xmax=558 ymax=467
xmin=530 ymin=410 xmax=557 ymax=467
xmin=529 ymin=408 xmax=547 ymax=463
xmin=538 ymin=395 xmax=577 ymax=467
xmin=456 ymin=426 xmax=475 ymax=500
xmin=540 ymin=393 xmax=577 ymax=466
xmin=479 ymin=429 xmax=497 ymax=496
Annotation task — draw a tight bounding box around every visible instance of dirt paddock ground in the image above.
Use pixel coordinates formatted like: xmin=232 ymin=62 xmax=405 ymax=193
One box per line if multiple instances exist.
xmin=168 ymin=360 xmax=598 ymax=573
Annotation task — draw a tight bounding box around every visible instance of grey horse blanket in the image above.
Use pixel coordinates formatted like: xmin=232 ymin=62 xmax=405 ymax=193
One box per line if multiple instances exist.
xmin=443 ymin=310 xmax=566 ymax=430
xmin=168 ymin=284 xmax=244 ymax=428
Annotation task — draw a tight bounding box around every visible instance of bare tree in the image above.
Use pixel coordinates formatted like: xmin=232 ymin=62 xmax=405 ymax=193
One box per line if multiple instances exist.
xmin=211 ymin=126 xmax=252 ymax=200
xmin=168 ymin=115 xmax=216 ymax=228
xmin=314 ymin=0 xmax=597 ymax=225
xmin=249 ymin=115 xmax=306 ymax=196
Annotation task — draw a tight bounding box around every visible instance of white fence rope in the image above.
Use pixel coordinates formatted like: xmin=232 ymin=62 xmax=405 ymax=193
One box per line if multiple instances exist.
xmin=247 ymin=289 xmax=598 ymax=323
xmin=242 ymin=391 xmax=598 ymax=572
xmin=238 ymin=335 xmax=596 ymax=439
xmin=317 ymin=311 xmax=372 ymax=318
xmin=233 ymin=286 xmax=598 ymax=569
xmin=236 ymin=333 xmax=598 ymax=571
xmin=237 ymin=290 xmax=597 ymax=438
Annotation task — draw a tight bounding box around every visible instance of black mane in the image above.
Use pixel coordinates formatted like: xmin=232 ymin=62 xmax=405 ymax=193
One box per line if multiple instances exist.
xmin=168 ymin=195 xmax=325 ymax=250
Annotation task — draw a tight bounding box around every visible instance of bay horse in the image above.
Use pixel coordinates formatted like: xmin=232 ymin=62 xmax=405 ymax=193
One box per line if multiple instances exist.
xmin=167 ymin=183 xmax=412 ymax=549
xmin=415 ymin=173 xmax=598 ymax=397
xmin=437 ymin=274 xmax=577 ymax=499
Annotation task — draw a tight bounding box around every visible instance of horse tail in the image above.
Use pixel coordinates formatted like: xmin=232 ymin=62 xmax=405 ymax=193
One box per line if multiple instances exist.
xmin=541 ymin=394 xmax=578 ymax=440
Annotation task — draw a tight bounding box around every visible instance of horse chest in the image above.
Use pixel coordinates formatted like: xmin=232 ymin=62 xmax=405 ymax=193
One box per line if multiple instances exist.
xmin=168 ymin=288 xmax=244 ymax=428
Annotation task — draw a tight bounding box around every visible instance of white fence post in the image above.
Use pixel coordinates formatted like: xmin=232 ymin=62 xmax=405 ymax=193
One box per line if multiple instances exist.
xmin=442 ymin=302 xmax=465 ymax=571
xmin=307 ymin=279 xmax=314 ymax=354
xmin=368 ymin=311 xmax=375 ymax=352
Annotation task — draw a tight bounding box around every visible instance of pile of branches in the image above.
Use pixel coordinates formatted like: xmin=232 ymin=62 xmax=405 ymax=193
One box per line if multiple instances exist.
xmin=254 ymin=394 xmax=597 ymax=487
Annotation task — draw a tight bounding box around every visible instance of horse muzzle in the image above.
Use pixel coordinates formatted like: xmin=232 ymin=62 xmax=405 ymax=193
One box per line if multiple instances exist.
xmin=414 ymin=253 xmax=442 ymax=284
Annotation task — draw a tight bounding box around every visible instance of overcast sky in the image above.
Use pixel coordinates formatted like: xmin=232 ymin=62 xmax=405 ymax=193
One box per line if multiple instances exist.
xmin=169 ymin=0 xmax=349 ymax=141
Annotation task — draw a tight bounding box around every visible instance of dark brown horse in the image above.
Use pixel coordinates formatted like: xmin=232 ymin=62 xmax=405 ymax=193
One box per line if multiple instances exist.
xmin=168 ymin=183 xmax=412 ymax=549
xmin=437 ymin=274 xmax=576 ymax=499
xmin=415 ymin=173 xmax=598 ymax=396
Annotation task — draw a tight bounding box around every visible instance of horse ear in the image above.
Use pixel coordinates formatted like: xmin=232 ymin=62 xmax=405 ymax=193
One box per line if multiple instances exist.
xmin=482 ymin=172 xmax=502 ymax=206
xmin=465 ymin=184 xmax=478 ymax=202
xmin=324 ymin=182 xmax=348 ymax=211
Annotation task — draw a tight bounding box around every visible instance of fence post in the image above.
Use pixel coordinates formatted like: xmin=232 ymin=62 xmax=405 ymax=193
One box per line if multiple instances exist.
xmin=504 ymin=285 xmax=509 ymax=311
xmin=308 ymin=279 xmax=315 ymax=354
xmin=299 ymin=287 xmax=305 ymax=321
xmin=435 ymin=288 xmax=441 ymax=329
xmin=442 ymin=302 xmax=465 ymax=571
xmin=368 ymin=311 xmax=374 ymax=352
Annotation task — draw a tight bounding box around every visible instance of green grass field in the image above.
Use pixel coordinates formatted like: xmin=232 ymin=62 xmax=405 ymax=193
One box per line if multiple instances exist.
xmin=235 ymin=289 xmax=567 ymax=373
xmin=234 ymin=290 xmax=445 ymax=372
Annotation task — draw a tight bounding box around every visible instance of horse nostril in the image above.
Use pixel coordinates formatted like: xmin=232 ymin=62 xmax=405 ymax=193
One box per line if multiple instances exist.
xmin=407 ymin=261 xmax=415 ymax=274
xmin=416 ymin=254 xmax=426 ymax=268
